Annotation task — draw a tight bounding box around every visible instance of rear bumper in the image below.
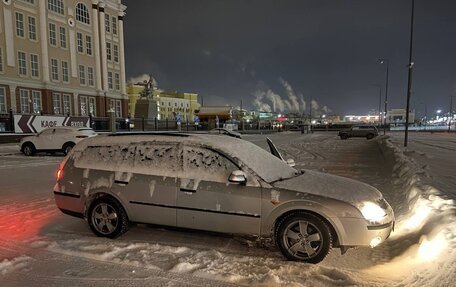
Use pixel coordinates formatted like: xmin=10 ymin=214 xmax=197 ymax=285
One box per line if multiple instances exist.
xmin=53 ymin=191 xmax=85 ymax=217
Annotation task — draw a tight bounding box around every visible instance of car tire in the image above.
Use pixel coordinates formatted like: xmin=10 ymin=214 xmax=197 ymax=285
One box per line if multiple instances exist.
xmin=340 ymin=134 xmax=348 ymax=140
xmin=275 ymin=212 xmax=332 ymax=264
xmin=62 ymin=142 xmax=75 ymax=155
xmin=366 ymin=133 xmax=375 ymax=140
xmin=22 ymin=143 xmax=36 ymax=156
xmin=87 ymin=197 xmax=129 ymax=239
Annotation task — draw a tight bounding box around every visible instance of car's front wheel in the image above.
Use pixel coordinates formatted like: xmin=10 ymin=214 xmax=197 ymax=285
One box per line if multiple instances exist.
xmin=87 ymin=197 xmax=129 ymax=238
xmin=366 ymin=133 xmax=375 ymax=140
xmin=275 ymin=212 xmax=332 ymax=264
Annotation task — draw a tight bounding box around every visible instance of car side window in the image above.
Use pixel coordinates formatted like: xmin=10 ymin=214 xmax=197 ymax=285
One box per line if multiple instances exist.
xmin=39 ymin=129 xmax=54 ymax=135
xmin=73 ymin=142 xmax=181 ymax=177
xmin=183 ymin=145 xmax=238 ymax=183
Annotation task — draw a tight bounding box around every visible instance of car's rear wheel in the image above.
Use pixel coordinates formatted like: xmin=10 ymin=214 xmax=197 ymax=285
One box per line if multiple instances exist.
xmin=275 ymin=212 xmax=332 ymax=264
xmin=340 ymin=134 xmax=348 ymax=140
xmin=87 ymin=197 xmax=129 ymax=238
xmin=62 ymin=142 xmax=75 ymax=155
xmin=22 ymin=143 xmax=36 ymax=156
xmin=366 ymin=133 xmax=375 ymax=140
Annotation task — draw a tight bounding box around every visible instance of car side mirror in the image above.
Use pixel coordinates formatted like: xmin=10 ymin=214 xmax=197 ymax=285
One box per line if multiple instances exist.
xmin=228 ymin=170 xmax=247 ymax=184
xmin=286 ymin=159 xmax=296 ymax=167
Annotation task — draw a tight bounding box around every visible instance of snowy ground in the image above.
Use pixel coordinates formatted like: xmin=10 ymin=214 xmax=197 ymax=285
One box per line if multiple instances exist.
xmin=0 ymin=132 xmax=455 ymax=286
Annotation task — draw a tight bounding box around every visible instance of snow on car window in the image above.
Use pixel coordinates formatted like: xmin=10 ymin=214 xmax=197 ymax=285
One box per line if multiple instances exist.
xmin=73 ymin=142 xmax=181 ymax=177
xmin=183 ymin=146 xmax=237 ymax=183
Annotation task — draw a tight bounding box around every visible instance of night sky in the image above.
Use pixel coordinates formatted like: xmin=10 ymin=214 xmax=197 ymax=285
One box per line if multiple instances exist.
xmin=123 ymin=0 xmax=456 ymax=117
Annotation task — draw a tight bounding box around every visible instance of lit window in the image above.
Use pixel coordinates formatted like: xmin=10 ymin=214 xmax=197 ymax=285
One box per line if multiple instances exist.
xmin=0 ymin=87 xmax=6 ymax=113
xmin=112 ymin=16 xmax=117 ymax=35
xmin=18 ymin=51 xmax=27 ymax=76
xmin=0 ymin=47 xmax=3 ymax=72
xmin=30 ymin=54 xmax=39 ymax=78
xmin=51 ymin=58 xmax=59 ymax=81
xmin=106 ymin=42 xmax=112 ymax=61
xmin=76 ymin=3 xmax=90 ymax=24
xmin=48 ymin=0 xmax=64 ymax=15
xmin=53 ymin=93 xmax=61 ymax=114
xmin=79 ymin=65 xmax=85 ymax=85
xmin=59 ymin=27 xmax=66 ymax=48
xmin=20 ymin=90 xmax=30 ymax=113
xmin=108 ymin=72 xmax=113 ymax=89
xmin=114 ymin=73 xmax=120 ymax=90
xmin=105 ymin=13 xmax=110 ymax=32
xmin=113 ymin=45 xmax=119 ymax=62
xmin=86 ymin=35 xmax=92 ymax=55
xmin=80 ymin=96 xmax=88 ymax=116
xmin=63 ymin=94 xmax=71 ymax=115
xmin=16 ymin=13 xmax=25 ymax=37
xmin=77 ymin=32 xmax=83 ymax=53
xmin=61 ymin=61 xmax=69 ymax=82
xmin=49 ymin=23 xmax=57 ymax=46
xmin=32 ymin=91 xmax=42 ymax=114
xmin=28 ymin=16 xmax=37 ymax=40
xmin=87 ymin=67 xmax=94 ymax=86
xmin=115 ymin=100 xmax=121 ymax=117
xmin=89 ymin=97 xmax=96 ymax=116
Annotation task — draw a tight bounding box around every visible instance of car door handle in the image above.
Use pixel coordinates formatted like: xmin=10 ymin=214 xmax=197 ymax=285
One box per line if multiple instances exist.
xmin=115 ymin=180 xmax=129 ymax=185
xmin=180 ymin=188 xmax=196 ymax=193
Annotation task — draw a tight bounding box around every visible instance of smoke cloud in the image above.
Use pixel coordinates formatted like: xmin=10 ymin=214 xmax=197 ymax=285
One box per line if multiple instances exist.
xmin=251 ymin=78 xmax=331 ymax=115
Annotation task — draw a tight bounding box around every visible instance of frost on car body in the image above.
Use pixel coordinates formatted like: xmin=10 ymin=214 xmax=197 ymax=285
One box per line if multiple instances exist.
xmin=53 ymin=133 xmax=394 ymax=263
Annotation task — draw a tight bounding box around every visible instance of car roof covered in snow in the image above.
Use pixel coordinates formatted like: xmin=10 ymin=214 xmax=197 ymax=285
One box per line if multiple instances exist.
xmin=72 ymin=132 xmax=297 ymax=183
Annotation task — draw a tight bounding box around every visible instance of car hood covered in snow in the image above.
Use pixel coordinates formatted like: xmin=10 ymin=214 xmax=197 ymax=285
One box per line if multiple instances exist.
xmin=273 ymin=169 xmax=383 ymax=206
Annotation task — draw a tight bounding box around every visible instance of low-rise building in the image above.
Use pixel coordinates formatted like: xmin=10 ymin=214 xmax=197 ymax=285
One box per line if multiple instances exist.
xmin=127 ymin=85 xmax=200 ymax=121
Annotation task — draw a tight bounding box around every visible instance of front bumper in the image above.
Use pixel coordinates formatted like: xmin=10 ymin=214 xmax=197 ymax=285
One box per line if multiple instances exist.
xmin=335 ymin=214 xmax=394 ymax=247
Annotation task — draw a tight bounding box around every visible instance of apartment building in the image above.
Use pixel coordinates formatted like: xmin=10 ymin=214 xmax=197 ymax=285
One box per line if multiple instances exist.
xmin=0 ymin=0 xmax=127 ymax=118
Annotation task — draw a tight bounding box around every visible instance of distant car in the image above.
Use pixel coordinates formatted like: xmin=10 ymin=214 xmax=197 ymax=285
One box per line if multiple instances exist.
xmin=209 ymin=128 xmax=242 ymax=138
xmin=20 ymin=127 xmax=97 ymax=156
xmin=53 ymin=133 xmax=394 ymax=264
xmin=338 ymin=125 xmax=378 ymax=140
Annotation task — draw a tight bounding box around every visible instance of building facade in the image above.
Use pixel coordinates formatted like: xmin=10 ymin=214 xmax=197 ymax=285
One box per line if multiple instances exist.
xmin=0 ymin=0 xmax=127 ymax=118
xmin=127 ymin=85 xmax=200 ymax=122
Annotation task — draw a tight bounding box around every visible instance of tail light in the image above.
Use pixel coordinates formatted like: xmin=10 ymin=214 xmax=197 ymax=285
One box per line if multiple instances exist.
xmin=76 ymin=135 xmax=88 ymax=138
xmin=56 ymin=169 xmax=63 ymax=181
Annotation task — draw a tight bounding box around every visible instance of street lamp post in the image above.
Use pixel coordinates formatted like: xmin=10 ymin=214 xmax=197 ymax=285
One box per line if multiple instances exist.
xmin=404 ymin=0 xmax=415 ymax=147
xmin=377 ymin=59 xmax=389 ymax=135
xmin=449 ymin=95 xmax=454 ymax=132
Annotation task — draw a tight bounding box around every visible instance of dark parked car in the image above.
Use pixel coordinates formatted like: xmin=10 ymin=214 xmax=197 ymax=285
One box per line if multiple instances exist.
xmin=338 ymin=125 xmax=378 ymax=140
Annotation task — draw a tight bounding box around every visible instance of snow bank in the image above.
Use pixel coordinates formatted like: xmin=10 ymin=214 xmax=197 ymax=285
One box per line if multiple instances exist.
xmin=366 ymin=136 xmax=456 ymax=286
xmin=0 ymin=256 xmax=31 ymax=275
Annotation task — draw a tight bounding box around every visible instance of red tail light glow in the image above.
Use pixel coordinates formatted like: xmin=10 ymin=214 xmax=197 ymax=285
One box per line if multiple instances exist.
xmin=56 ymin=169 xmax=63 ymax=181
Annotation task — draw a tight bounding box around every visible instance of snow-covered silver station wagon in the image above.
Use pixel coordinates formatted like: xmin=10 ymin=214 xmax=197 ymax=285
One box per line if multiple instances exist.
xmin=53 ymin=133 xmax=394 ymax=263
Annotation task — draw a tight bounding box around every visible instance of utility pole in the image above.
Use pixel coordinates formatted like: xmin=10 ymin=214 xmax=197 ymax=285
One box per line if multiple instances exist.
xmin=309 ymin=97 xmax=313 ymax=133
xmin=404 ymin=0 xmax=415 ymax=147
xmin=449 ymin=95 xmax=454 ymax=132
xmin=240 ymin=99 xmax=244 ymax=131
xmin=378 ymin=87 xmax=382 ymax=127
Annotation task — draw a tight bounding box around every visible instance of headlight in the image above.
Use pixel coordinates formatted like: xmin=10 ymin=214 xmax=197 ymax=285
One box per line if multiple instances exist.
xmin=359 ymin=201 xmax=386 ymax=222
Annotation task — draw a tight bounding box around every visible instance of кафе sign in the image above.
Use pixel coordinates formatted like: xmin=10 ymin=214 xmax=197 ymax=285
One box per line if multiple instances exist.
xmin=14 ymin=115 xmax=90 ymax=133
